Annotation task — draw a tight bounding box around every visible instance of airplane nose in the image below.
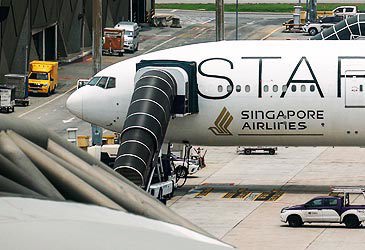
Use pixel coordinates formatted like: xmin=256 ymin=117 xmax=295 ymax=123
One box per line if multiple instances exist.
xmin=66 ymin=91 xmax=83 ymax=119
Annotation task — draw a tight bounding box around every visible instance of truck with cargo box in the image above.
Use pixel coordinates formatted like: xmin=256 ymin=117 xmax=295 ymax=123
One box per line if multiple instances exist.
xmin=0 ymin=86 xmax=15 ymax=113
xmin=3 ymin=74 xmax=29 ymax=106
xmin=28 ymin=61 xmax=58 ymax=95
xmin=102 ymin=28 xmax=125 ymax=56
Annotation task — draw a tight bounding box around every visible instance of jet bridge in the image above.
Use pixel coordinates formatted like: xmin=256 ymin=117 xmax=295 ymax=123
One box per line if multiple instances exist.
xmin=113 ymin=60 xmax=199 ymax=187
xmin=311 ymin=14 xmax=365 ymax=40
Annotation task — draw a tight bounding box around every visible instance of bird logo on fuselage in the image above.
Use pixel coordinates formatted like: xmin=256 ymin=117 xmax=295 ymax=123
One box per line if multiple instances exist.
xmin=209 ymin=107 xmax=233 ymax=136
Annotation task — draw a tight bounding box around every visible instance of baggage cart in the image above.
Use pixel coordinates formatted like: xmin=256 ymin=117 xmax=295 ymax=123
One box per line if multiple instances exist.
xmin=0 ymin=86 xmax=15 ymax=113
xmin=4 ymin=74 xmax=29 ymax=106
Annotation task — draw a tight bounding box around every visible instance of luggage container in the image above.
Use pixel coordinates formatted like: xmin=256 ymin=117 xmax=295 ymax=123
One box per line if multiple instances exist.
xmin=102 ymin=28 xmax=125 ymax=56
xmin=0 ymin=86 xmax=15 ymax=113
xmin=4 ymin=74 xmax=29 ymax=106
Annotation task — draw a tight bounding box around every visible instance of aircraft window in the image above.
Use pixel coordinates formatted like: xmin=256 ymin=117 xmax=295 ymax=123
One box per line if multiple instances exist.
xmin=245 ymin=85 xmax=250 ymax=93
xmin=236 ymin=85 xmax=241 ymax=92
xmin=301 ymin=85 xmax=306 ymax=92
xmin=96 ymin=77 xmax=108 ymax=88
xmin=106 ymin=77 xmax=116 ymax=89
xmin=273 ymin=85 xmax=278 ymax=92
xmin=218 ymin=85 xmax=223 ymax=92
xmin=360 ymin=85 xmax=363 ymax=92
xmin=263 ymin=85 xmax=269 ymax=92
xmin=282 ymin=85 xmax=287 ymax=92
xmin=310 ymin=85 xmax=315 ymax=92
xmin=291 ymin=85 xmax=297 ymax=92
xmin=227 ymin=85 xmax=233 ymax=93
xmin=87 ymin=77 xmax=101 ymax=86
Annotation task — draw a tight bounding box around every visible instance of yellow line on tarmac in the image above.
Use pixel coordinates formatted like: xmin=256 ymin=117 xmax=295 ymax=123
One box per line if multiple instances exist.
xmin=261 ymin=26 xmax=283 ymax=40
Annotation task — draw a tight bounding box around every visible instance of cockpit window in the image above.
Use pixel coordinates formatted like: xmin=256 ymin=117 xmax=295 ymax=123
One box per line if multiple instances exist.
xmin=87 ymin=77 xmax=101 ymax=86
xmin=106 ymin=77 xmax=116 ymax=89
xmin=96 ymin=77 xmax=108 ymax=88
xmin=87 ymin=76 xmax=116 ymax=89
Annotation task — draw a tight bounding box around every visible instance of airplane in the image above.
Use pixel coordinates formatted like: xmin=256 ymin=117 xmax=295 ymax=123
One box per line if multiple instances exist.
xmin=67 ymin=40 xmax=365 ymax=147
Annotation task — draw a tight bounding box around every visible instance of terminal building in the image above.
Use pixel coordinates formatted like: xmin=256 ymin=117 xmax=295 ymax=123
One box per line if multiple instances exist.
xmin=0 ymin=0 xmax=155 ymax=82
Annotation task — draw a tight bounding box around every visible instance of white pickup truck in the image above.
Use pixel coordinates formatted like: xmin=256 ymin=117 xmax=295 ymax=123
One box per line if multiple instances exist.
xmin=303 ymin=15 xmax=343 ymax=36
xmin=333 ymin=6 xmax=358 ymax=18
xmin=281 ymin=188 xmax=365 ymax=228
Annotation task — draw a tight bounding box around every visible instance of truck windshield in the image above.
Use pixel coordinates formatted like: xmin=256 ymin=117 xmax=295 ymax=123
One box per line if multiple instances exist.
xmin=125 ymin=31 xmax=133 ymax=37
xmin=29 ymin=72 xmax=48 ymax=80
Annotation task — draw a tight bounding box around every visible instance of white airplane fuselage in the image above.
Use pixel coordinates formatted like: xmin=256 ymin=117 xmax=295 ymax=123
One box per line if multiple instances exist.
xmin=67 ymin=40 xmax=365 ymax=146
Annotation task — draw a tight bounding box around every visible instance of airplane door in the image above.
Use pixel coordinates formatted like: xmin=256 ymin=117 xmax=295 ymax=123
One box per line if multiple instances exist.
xmin=345 ymin=70 xmax=365 ymax=107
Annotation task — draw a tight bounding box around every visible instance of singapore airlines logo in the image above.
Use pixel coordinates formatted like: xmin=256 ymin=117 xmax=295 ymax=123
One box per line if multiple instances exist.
xmin=209 ymin=107 xmax=233 ymax=136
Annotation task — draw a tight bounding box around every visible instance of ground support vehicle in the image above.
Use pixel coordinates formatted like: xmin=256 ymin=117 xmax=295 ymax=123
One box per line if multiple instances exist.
xmin=236 ymin=146 xmax=277 ymax=155
xmin=102 ymin=28 xmax=125 ymax=56
xmin=0 ymin=87 xmax=15 ymax=113
xmin=333 ymin=6 xmax=358 ymax=18
xmin=114 ymin=21 xmax=140 ymax=52
xmin=3 ymin=74 xmax=29 ymax=106
xmin=88 ymin=144 xmax=176 ymax=203
xmin=281 ymin=187 xmax=365 ymax=228
xmin=303 ymin=15 xmax=343 ymax=36
xmin=171 ymin=153 xmax=200 ymax=178
xmin=28 ymin=61 xmax=58 ymax=95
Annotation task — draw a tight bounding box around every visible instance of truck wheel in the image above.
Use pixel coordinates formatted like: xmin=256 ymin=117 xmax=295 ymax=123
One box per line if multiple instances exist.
xmin=344 ymin=215 xmax=360 ymax=228
xmin=47 ymin=87 xmax=51 ymax=96
xmin=309 ymin=28 xmax=318 ymax=36
xmin=158 ymin=188 xmax=167 ymax=204
xmin=176 ymin=166 xmax=188 ymax=178
xmin=287 ymin=215 xmax=303 ymax=227
xmin=244 ymin=149 xmax=251 ymax=155
xmin=269 ymin=149 xmax=275 ymax=155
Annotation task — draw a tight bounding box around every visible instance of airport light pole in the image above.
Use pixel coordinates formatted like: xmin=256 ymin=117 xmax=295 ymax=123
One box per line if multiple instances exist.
xmin=216 ymin=0 xmax=224 ymax=41
xmin=92 ymin=0 xmax=103 ymax=146
xmin=92 ymin=0 xmax=102 ymax=74
xmin=235 ymin=0 xmax=238 ymax=40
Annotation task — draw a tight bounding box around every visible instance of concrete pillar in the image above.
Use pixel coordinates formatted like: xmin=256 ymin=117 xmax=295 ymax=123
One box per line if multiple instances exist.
xmin=55 ymin=24 xmax=58 ymax=60
xmin=92 ymin=0 xmax=103 ymax=145
xmin=42 ymin=29 xmax=45 ymax=61
xmin=92 ymin=0 xmax=102 ymax=75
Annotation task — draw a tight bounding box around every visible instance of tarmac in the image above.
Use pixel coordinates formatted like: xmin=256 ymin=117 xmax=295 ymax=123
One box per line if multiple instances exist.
xmin=168 ymin=147 xmax=365 ymax=249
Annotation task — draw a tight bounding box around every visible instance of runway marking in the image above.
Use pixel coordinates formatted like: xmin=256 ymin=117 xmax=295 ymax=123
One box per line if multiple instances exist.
xmin=269 ymin=191 xmax=285 ymax=201
xmin=261 ymin=26 xmax=283 ymax=40
xmin=223 ymin=188 xmax=250 ymax=199
xmin=18 ymin=86 xmax=76 ymax=118
xmin=62 ymin=117 xmax=75 ymax=123
xmin=220 ymin=189 xmax=285 ymax=201
xmin=194 ymin=27 xmax=211 ymax=39
xmin=202 ymin=18 xmax=214 ymax=25
xmin=194 ymin=187 xmax=214 ymax=198
xmin=143 ymin=36 xmax=177 ymax=54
